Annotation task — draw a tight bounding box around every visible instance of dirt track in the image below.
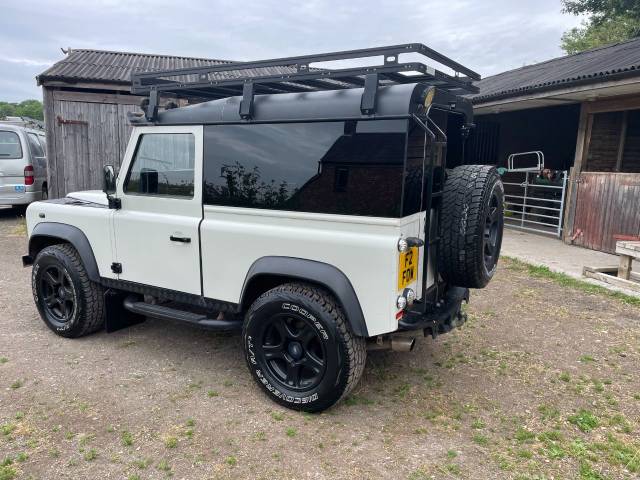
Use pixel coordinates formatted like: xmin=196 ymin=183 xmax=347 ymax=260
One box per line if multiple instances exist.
xmin=1 ymin=207 xmax=639 ymax=480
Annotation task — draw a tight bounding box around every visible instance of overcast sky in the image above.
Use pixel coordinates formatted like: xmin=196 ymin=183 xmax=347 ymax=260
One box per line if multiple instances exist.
xmin=1 ymin=0 xmax=584 ymax=102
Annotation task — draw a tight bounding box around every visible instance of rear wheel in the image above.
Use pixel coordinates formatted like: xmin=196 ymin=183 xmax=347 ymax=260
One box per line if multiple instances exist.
xmin=32 ymin=244 xmax=105 ymax=338
xmin=243 ymin=283 xmax=366 ymax=412
xmin=439 ymin=165 xmax=504 ymax=288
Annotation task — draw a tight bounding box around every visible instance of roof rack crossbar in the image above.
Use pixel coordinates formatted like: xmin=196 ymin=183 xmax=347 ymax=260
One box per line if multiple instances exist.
xmin=131 ymin=43 xmax=480 ymax=120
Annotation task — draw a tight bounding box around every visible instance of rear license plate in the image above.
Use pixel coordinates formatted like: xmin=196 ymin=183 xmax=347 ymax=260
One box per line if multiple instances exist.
xmin=398 ymin=247 xmax=419 ymax=290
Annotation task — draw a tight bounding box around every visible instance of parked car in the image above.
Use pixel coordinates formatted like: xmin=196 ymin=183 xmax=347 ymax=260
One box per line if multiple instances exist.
xmin=21 ymin=45 xmax=504 ymax=412
xmin=0 ymin=121 xmax=48 ymax=209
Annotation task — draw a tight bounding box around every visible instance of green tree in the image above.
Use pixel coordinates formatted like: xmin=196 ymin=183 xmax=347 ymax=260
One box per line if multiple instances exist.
xmin=561 ymin=0 xmax=640 ymax=54
xmin=0 ymin=100 xmax=43 ymax=120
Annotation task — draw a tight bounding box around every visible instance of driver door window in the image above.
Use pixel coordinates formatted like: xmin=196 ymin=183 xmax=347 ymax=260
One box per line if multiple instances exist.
xmin=124 ymin=133 xmax=195 ymax=197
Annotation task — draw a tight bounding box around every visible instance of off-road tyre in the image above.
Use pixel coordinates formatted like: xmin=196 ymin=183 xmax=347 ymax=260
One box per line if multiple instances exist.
xmin=243 ymin=283 xmax=366 ymax=412
xmin=439 ymin=165 xmax=504 ymax=288
xmin=32 ymin=244 xmax=105 ymax=338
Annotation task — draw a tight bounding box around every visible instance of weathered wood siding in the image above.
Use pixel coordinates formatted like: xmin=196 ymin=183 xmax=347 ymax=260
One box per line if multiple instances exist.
xmin=43 ymin=89 xmax=143 ymax=198
xmin=572 ymin=172 xmax=640 ymax=253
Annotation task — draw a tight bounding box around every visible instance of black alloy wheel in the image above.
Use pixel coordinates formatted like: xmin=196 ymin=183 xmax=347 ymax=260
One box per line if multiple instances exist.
xmin=39 ymin=265 xmax=76 ymax=327
xmin=258 ymin=313 xmax=327 ymax=391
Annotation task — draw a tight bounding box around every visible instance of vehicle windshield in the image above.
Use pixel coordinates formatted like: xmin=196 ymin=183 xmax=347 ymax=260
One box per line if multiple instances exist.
xmin=0 ymin=131 xmax=22 ymax=159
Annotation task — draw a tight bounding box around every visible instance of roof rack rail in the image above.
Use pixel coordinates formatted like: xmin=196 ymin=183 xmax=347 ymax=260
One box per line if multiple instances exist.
xmin=131 ymin=43 xmax=480 ymax=121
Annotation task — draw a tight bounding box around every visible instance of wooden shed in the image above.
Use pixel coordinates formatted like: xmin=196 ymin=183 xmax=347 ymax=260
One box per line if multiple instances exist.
xmin=469 ymin=38 xmax=640 ymax=253
xmin=37 ymin=49 xmax=230 ymax=198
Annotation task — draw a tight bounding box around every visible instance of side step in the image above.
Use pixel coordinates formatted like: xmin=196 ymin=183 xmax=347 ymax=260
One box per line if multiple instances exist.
xmin=123 ymin=296 xmax=242 ymax=331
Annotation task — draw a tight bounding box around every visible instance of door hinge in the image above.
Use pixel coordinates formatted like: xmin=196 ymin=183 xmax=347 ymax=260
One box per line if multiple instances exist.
xmin=111 ymin=262 xmax=122 ymax=274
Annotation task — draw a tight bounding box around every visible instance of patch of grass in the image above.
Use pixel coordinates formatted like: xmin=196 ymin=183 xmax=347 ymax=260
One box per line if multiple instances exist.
xmin=444 ymin=463 xmax=461 ymax=475
xmin=472 ymin=433 xmax=489 ymax=446
xmin=517 ymin=449 xmax=533 ymax=459
xmin=559 ymin=372 xmax=571 ymax=382
xmin=344 ymin=394 xmax=375 ymax=406
xmin=10 ymin=220 xmax=27 ymax=236
xmin=121 ymin=430 xmax=133 ymax=446
xmin=593 ymin=434 xmax=640 ymax=472
xmin=164 ymin=436 xmax=178 ymax=449
xmin=579 ymin=355 xmax=596 ymax=363
xmin=255 ymin=431 xmax=266 ymax=441
xmin=515 ymin=427 xmax=536 ymax=443
xmin=84 ymin=449 xmax=98 ymax=461
xmin=15 ymin=453 xmax=27 ymax=463
xmin=271 ymin=411 xmax=285 ymax=421
xmin=471 ymin=419 xmax=486 ymax=429
xmin=207 ymin=390 xmax=219 ymax=397
xmin=285 ymin=427 xmax=297 ymax=437
xmin=14 ymin=412 xmax=24 ymax=420
xmin=224 ymin=456 xmax=237 ymax=467
xmin=0 ymin=358 xmax=7 ymax=364
xmin=393 ymin=382 xmax=411 ymax=398
xmin=128 ymin=475 xmax=141 ymax=480
xmin=503 ymin=257 xmax=640 ymax=306
xmin=538 ymin=404 xmax=560 ymax=422
xmin=133 ymin=458 xmax=151 ymax=469
xmin=608 ymin=414 xmax=632 ymax=434
xmin=1 ymin=424 xmax=16 ymax=436
xmin=408 ymin=468 xmax=429 ymax=480
xmin=446 ymin=450 xmax=457 ymax=459
xmin=10 ymin=380 xmax=22 ymax=389
xmin=0 ymin=465 xmax=17 ymax=480
xmin=223 ymin=379 xmax=233 ymax=387
xmin=157 ymin=459 xmax=171 ymax=473
xmin=568 ymin=410 xmax=599 ymax=433
xmin=185 ymin=418 xmax=195 ymax=427
xmin=578 ymin=461 xmax=608 ymax=480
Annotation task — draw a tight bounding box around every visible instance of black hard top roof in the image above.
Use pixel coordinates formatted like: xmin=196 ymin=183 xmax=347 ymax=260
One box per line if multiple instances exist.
xmin=155 ymin=83 xmax=426 ymax=125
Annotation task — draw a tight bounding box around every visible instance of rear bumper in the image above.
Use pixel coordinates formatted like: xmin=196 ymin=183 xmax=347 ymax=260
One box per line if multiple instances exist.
xmin=0 ymin=190 xmax=40 ymax=206
xmin=398 ymin=286 xmax=469 ymax=335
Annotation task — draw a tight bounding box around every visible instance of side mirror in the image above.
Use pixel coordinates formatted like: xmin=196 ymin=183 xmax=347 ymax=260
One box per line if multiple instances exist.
xmin=102 ymin=165 xmax=116 ymax=195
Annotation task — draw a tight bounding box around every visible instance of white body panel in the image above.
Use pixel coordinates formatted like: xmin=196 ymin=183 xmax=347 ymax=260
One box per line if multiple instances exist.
xmin=25 ymin=198 xmax=115 ymax=279
xmin=201 ymin=207 xmax=426 ymax=337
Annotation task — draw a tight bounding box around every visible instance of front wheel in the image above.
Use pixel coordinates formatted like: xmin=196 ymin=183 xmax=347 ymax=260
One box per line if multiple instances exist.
xmin=32 ymin=244 xmax=105 ymax=338
xmin=243 ymin=283 xmax=366 ymax=412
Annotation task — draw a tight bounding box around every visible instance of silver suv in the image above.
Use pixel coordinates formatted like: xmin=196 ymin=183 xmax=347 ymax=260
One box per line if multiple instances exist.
xmin=0 ymin=122 xmax=48 ymax=208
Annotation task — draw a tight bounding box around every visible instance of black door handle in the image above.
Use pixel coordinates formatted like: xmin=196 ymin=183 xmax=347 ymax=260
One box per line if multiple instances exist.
xmin=170 ymin=235 xmax=191 ymax=243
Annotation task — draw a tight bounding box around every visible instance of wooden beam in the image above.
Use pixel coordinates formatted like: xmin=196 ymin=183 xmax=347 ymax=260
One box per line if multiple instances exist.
xmin=52 ymin=90 xmax=145 ymax=105
xmin=583 ymin=266 xmax=640 ymax=293
xmin=585 ymin=94 xmax=640 ymax=114
xmin=618 ymin=255 xmax=632 ymax=280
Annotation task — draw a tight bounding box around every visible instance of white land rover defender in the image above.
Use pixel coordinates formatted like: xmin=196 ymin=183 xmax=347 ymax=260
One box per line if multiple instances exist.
xmin=22 ymin=45 xmax=503 ymax=412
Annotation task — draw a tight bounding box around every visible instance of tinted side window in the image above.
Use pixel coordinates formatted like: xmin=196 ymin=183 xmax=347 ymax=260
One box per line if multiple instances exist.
xmin=27 ymin=133 xmax=45 ymax=157
xmin=203 ymin=121 xmax=408 ymax=217
xmin=125 ymin=133 xmax=195 ymax=197
xmin=0 ymin=131 xmax=22 ymax=159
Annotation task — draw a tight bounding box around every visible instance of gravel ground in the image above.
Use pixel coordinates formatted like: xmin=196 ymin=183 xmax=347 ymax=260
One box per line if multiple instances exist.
xmin=0 ymin=206 xmax=639 ymax=480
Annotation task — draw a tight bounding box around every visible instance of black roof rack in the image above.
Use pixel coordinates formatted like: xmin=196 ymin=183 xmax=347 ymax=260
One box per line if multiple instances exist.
xmin=131 ymin=43 xmax=481 ymax=121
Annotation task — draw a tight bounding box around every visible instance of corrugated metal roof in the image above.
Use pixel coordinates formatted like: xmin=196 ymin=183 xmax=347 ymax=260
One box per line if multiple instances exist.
xmin=37 ymin=48 xmax=297 ymax=85
xmin=472 ymin=37 xmax=640 ymax=104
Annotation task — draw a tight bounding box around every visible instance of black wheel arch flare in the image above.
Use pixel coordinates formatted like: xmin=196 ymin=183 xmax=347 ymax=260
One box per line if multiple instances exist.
xmin=28 ymin=222 xmax=101 ymax=282
xmin=239 ymin=256 xmax=369 ymax=338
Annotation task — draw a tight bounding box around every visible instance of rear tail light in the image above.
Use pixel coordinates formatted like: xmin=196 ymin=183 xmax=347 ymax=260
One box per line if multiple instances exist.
xmin=24 ymin=165 xmax=34 ymax=186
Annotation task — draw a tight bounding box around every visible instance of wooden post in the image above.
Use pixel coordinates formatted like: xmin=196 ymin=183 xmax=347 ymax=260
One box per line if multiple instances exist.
xmin=563 ymin=102 xmax=591 ymax=243
xmin=618 ymin=255 xmax=632 ymax=280
xmin=42 ymin=87 xmax=59 ymax=198
xmin=615 ymin=111 xmax=628 ymax=172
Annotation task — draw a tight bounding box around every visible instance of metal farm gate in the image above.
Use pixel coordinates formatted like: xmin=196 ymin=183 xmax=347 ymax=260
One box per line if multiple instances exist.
xmin=501 ymin=152 xmax=568 ymax=238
